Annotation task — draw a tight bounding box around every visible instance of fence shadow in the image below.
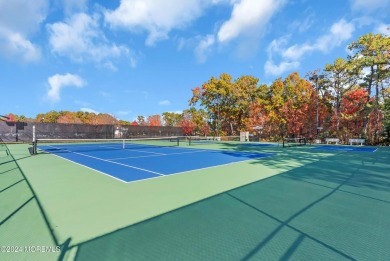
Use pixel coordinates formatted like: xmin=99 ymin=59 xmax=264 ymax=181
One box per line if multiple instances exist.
xmin=0 ymin=145 xmax=65 ymax=260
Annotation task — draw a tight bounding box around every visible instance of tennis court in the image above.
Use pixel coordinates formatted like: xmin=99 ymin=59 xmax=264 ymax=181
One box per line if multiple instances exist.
xmin=312 ymin=145 xmax=377 ymax=152
xmin=1 ymin=141 xmax=390 ymax=261
xmin=36 ymin=139 xmax=274 ymax=182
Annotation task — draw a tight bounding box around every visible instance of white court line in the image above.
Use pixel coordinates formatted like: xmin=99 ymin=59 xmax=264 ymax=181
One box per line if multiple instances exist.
xmin=37 ymin=148 xmax=127 ymax=183
xmin=42 ymin=145 xmax=165 ymax=176
xmin=107 ymin=149 xmax=209 ymax=160
xmin=99 ymin=145 xmax=166 ymax=155
xmin=121 ymin=153 xmax=276 ymax=184
xmin=40 ymin=144 xmax=275 ymax=184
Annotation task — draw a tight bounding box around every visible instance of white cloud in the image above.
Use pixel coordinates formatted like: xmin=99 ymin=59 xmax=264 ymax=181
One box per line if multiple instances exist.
xmin=0 ymin=0 xmax=48 ymax=34
xmin=264 ymin=60 xmax=300 ymax=76
xmin=158 ymin=100 xmax=171 ymax=106
xmin=47 ymin=73 xmax=86 ymax=102
xmin=195 ymin=34 xmax=215 ymax=63
xmin=104 ymin=0 xmax=213 ymax=46
xmin=289 ymin=14 xmax=314 ymax=33
xmin=282 ymin=19 xmax=355 ymax=61
xmin=350 ymin=0 xmax=390 ymax=12
xmin=101 ymin=62 xmax=118 ymax=72
xmin=265 ymin=19 xmax=355 ymax=76
xmin=217 ymin=0 xmax=286 ymax=43
xmin=0 ymin=28 xmax=41 ymax=62
xmin=62 ymin=0 xmax=88 ymax=15
xmin=316 ymin=19 xmax=355 ymax=52
xmin=375 ymin=23 xmax=390 ymax=36
xmin=0 ymin=0 xmax=48 ymax=62
xmin=80 ymin=107 xmax=99 ymax=114
xmin=47 ymin=13 xmax=133 ymax=66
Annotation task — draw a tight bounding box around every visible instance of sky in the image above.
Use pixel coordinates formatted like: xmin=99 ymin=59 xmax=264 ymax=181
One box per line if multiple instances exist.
xmin=0 ymin=0 xmax=389 ymax=121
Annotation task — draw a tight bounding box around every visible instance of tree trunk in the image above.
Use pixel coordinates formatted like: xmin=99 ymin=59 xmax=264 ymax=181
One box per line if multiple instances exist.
xmin=362 ymin=65 xmax=374 ymax=138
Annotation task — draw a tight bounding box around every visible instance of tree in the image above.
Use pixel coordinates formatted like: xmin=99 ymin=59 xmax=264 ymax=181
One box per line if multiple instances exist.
xmin=6 ymin=113 xmax=16 ymax=122
xmin=57 ymin=112 xmax=83 ymax=124
xmin=147 ymin=115 xmax=162 ymax=126
xmin=323 ymin=58 xmax=360 ymax=137
xmin=181 ymin=107 xmax=209 ymax=135
xmin=190 ymin=73 xmax=263 ymax=135
xmin=383 ymin=96 xmax=390 ymax=144
xmin=180 ymin=113 xmax=196 ymax=135
xmin=200 ymin=123 xmax=211 ymax=136
xmin=339 ymin=88 xmax=369 ymax=140
xmin=348 ymin=33 xmax=390 ymax=143
xmin=36 ymin=111 xmax=61 ymax=123
xmin=137 ymin=116 xmax=147 ymax=126
xmin=118 ymin=120 xmax=132 ymax=125
xmin=162 ymin=112 xmax=182 ymax=126
xmin=95 ymin=114 xmax=118 ymax=125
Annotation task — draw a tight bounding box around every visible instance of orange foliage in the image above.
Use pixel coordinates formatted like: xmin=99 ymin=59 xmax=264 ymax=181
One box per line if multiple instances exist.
xmin=147 ymin=115 xmax=162 ymax=126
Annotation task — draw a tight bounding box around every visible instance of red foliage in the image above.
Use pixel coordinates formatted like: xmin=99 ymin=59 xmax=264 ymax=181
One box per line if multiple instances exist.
xmin=341 ymin=89 xmax=368 ymax=115
xmin=6 ymin=113 xmax=16 ymax=122
xmin=131 ymin=121 xmax=138 ymax=126
xmin=200 ymin=123 xmax=211 ymax=136
xmin=147 ymin=115 xmax=162 ymax=126
xmin=180 ymin=118 xmax=196 ymax=135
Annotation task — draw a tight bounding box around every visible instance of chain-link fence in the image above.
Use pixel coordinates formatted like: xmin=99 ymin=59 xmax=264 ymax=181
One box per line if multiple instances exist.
xmin=0 ymin=121 xmax=183 ymax=142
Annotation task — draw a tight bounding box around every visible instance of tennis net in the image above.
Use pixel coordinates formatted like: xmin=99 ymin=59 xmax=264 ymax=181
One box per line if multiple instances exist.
xmin=33 ymin=137 xmax=180 ymax=154
xmin=188 ymin=136 xmax=240 ymax=146
xmin=282 ymin=137 xmax=307 ymax=148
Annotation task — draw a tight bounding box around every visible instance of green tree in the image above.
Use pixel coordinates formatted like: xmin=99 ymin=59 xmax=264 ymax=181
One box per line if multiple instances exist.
xmin=162 ymin=112 xmax=182 ymax=126
xmin=181 ymin=107 xmax=210 ymax=135
xmin=190 ymin=73 xmax=263 ymax=135
xmin=137 ymin=116 xmax=146 ymax=126
xmin=323 ymin=58 xmax=360 ymax=137
xmin=36 ymin=111 xmax=60 ymax=123
xmin=348 ymin=33 xmax=390 ymax=143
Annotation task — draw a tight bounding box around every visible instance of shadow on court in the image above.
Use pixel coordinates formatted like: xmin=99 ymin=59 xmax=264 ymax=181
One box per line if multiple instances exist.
xmin=71 ymin=148 xmax=390 ymax=260
xmin=0 ymin=145 xmax=65 ymax=261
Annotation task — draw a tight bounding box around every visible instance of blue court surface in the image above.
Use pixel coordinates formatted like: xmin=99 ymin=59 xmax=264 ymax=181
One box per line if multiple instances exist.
xmin=38 ymin=143 xmax=274 ymax=182
xmin=312 ymin=145 xmax=377 ymax=152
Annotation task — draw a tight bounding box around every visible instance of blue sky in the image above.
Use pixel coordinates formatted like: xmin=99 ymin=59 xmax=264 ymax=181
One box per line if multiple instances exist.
xmin=1 ymin=0 xmax=389 ymax=121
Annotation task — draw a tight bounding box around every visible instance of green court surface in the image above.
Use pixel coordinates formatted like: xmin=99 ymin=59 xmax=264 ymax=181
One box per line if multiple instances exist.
xmin=1 ymin=142 xmax=390 ymax=260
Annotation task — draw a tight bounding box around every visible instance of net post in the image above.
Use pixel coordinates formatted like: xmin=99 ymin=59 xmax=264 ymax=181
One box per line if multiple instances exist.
xmin=122 ymin=139 xmax=125 ymax=149
xmin=33 ymin=125 xmax=36 ymax=144
xmin=176 ymin=137 xmax=179 ymax=146
xmin=32 ymin=125 xmax=37 ymax=154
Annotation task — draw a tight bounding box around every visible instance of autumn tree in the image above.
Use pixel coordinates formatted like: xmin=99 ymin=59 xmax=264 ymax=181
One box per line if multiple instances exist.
xmin=36 ymin=111 xmax=61 ymax=123
xmin=339 ymin=88 xmax=369 ymax=141
xmin=95 ymin=114 xmax=118 ymax=125
xmin=323 ymin=58 xmax=360 ymax=137
xmin=162 ymin=112 xmax=182 ymax=126
xmin=147 ymin=114 xmax=162 ymax=126
xmin=137 ymin=116 xmax=147 ymax=126
xmin=181 ymin=107 xmax=210 ymax=135
xmin=190 ymin=73 xmax=264 ymax=135
xmin=348 ymin=33 xmax=390 ymax=143
xmin=180 ymin=112 xmax=196 ymax=135
xmin=383 ymin=95 xmax=390 ymax=144
xmin=57 ymin=112 xmax=83 ymax=124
